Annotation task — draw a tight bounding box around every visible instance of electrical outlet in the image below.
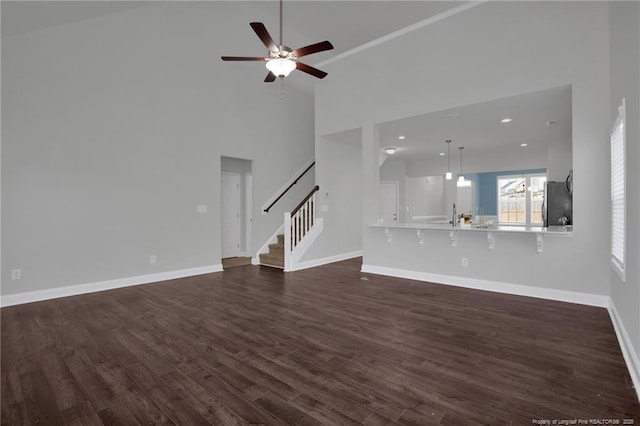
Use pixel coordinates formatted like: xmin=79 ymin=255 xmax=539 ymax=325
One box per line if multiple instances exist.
xmin=11 ymin=269 xmax=22 ymax=280
xmin=197 ymin=205 xmax=207 ymax=213
xmin=149 ymin=255 xmax=157 ymax=264
xmin=461 ymin=257 xmax=469 ymax=267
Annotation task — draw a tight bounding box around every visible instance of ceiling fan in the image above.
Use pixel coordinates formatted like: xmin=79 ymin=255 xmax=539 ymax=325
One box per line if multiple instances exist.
xmin=221 ymin=0 xmax=334 ymax=82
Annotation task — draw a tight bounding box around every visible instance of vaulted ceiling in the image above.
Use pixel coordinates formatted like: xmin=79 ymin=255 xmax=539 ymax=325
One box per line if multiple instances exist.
xmin=2 ymin=1 xmax=570 ymax=159
xmin=1 ymin=1 xmax=464 ymax=66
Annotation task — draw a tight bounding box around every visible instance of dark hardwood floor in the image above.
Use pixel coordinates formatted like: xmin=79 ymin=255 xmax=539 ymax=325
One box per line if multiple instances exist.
xmin=2 ymin=258 xmax=639 ymax=425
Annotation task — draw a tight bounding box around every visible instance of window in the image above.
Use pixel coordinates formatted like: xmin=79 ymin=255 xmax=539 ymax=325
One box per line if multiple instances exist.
xmin=611 ymin=99 xmax=626 ymax=281
xmin=497 ymin=173 xmax=547 ymax=226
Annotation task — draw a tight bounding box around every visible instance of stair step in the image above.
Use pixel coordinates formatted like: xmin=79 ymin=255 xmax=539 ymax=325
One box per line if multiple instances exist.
xmin=259 ymin=253 xmax=284 ymax=269
xmin=261 ymin=251 xmax=284 ymax=261
xmin=268 ymin=243 xmax=284 ymax=251
xmin=258 ymin=234 xmax=287 ymax=270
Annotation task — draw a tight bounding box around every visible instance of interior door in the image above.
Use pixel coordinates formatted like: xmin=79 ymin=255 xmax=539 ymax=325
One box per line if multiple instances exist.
xmin=379 ymin=181 xmax=398 ymax=224
xmin=221 ymin=173 xmax=241 ymax=258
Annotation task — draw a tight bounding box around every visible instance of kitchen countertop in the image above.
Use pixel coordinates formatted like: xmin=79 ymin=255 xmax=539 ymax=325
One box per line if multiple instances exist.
xmin=370 ymin=222 xmax=573 ymax=236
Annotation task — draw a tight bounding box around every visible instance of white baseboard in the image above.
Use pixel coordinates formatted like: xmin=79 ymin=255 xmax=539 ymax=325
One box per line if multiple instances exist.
xmin=360 ymin=264 xmax=609 ymax=308
xmin=0 ymin=265 xmax=223 ymax=308
xmin=289 ymin=250 xmax=362 ymax=272
xmin=608 ymin=300 xmax=640 ymax=402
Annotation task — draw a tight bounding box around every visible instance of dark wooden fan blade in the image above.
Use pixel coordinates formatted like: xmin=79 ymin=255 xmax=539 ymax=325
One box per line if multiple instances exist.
xmin=221 ymin=56 xmax=266 ymax=61
xmin=250 ymin=22 xmax=278 ymax=52
xmin=293 ymin=41 xmax=334 ymax=58
xmin=264 ymin=72 xmax=276 ymax=83
xmin=296 ymin=62 xmax=328 ymax=79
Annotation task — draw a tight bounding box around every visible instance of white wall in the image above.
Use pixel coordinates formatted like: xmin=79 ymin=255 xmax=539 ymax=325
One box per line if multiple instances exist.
xmin=407 ymin=176 xmax=445 ymax=218
xmin=1 ymin=2 xmax=315 ymax=296
xmin=301 ymin=130 xmax=363 ymax=262
xmin=314 ymin=1 xmax=611 ymax=296
xmin=608 ymin=1 xmax=640 ymax=361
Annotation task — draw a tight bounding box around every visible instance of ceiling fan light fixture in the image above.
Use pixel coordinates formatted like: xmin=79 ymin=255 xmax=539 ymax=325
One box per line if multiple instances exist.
xmin=221 ymin=0 xmax=333 ymax=83
xmin=266 ymin=58 xmax=296 ymax=77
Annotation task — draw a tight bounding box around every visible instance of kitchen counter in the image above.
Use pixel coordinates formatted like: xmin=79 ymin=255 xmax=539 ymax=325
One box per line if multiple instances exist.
xmin=369 ymin=222 xmax=572 ymax=253
xmin=371 ymin=222 xmax=572 ymax=235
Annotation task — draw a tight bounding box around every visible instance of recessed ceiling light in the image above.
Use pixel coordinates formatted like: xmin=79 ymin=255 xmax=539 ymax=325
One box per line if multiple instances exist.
xmin=385 ymin=147 xmax=397 ymax=155
xmin=398 ymin=136 xmax=406 ymax=140
xmin=520 ymin=143 xmax=528 ymax=147
xmin=439 ymin=152 xmax=445 ymax=156
xmin=501 ymin=118 xmax=513 ymax=123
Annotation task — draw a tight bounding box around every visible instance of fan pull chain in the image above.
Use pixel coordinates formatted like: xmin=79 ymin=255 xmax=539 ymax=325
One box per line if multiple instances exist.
xmin=280 ymin=78 xmax=285 ymax=100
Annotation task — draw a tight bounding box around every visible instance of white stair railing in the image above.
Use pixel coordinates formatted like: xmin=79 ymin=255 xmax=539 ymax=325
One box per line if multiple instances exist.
xmin=284 ymin=185 xmax=322 ymax=271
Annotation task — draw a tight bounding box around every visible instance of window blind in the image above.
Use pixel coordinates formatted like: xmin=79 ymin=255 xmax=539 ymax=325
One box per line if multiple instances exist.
xmin=610 ymin=100 xmax=625 ymax=280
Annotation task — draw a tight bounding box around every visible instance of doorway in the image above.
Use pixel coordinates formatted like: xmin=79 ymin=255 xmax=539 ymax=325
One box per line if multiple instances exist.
xmin=221 ymin=172 xmax=241 ymax=258
xmin=379 ymin=181 xmax=399 ymax=224
xmin=221 ymin=157 xmax=253 ymax=263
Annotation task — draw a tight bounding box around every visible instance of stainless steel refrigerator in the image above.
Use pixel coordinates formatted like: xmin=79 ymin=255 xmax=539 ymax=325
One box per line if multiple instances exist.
xmin=543 ymin=180 xmax=572 ymax=227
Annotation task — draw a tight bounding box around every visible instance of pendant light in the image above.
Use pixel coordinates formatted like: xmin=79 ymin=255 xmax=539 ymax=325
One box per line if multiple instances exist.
xmin=458 ymin=146 xmax=465 ymax=183
xmin=445 ymin=140 xmax=452 ymax=180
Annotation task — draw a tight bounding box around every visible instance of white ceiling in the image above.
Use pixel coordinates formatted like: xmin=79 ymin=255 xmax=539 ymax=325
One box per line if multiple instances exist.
xmin=1 ymin=1 xmax=465 ymax=63
xmin=378 ymin=85 xmax=573 ymax=161
xmin=1 ymin=1 xmax=467 ymax=95
xmin=247 ymin=1 xmax=465 ymax=61
xmin=1 ymin=1 xmax=150 ymax=38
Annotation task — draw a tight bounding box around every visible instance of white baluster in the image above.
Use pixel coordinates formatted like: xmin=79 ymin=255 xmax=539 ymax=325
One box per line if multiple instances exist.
xmin=311 ymin=194 xmax=315 ymax=226
xmin=284 ymin=212 xmax=292 ymax=269
xmin=296 ymin=210 xmax=301 ymax=246
xmin=292 ymin=212 xmax=296 ymax=248
xmin=303 ymin=202 xmax=307 ymax=236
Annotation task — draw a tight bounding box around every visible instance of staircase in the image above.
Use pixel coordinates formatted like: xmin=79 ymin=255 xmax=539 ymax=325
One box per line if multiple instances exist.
xmin=259 ymin=234 xmax=285 ymax=269
xmin=257 ymin=185 xmax=322 ymax=271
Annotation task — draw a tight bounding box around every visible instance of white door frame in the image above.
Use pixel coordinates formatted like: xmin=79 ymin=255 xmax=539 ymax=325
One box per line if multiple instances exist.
xmin=244 ymin=173 xmax=253 ymax=257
